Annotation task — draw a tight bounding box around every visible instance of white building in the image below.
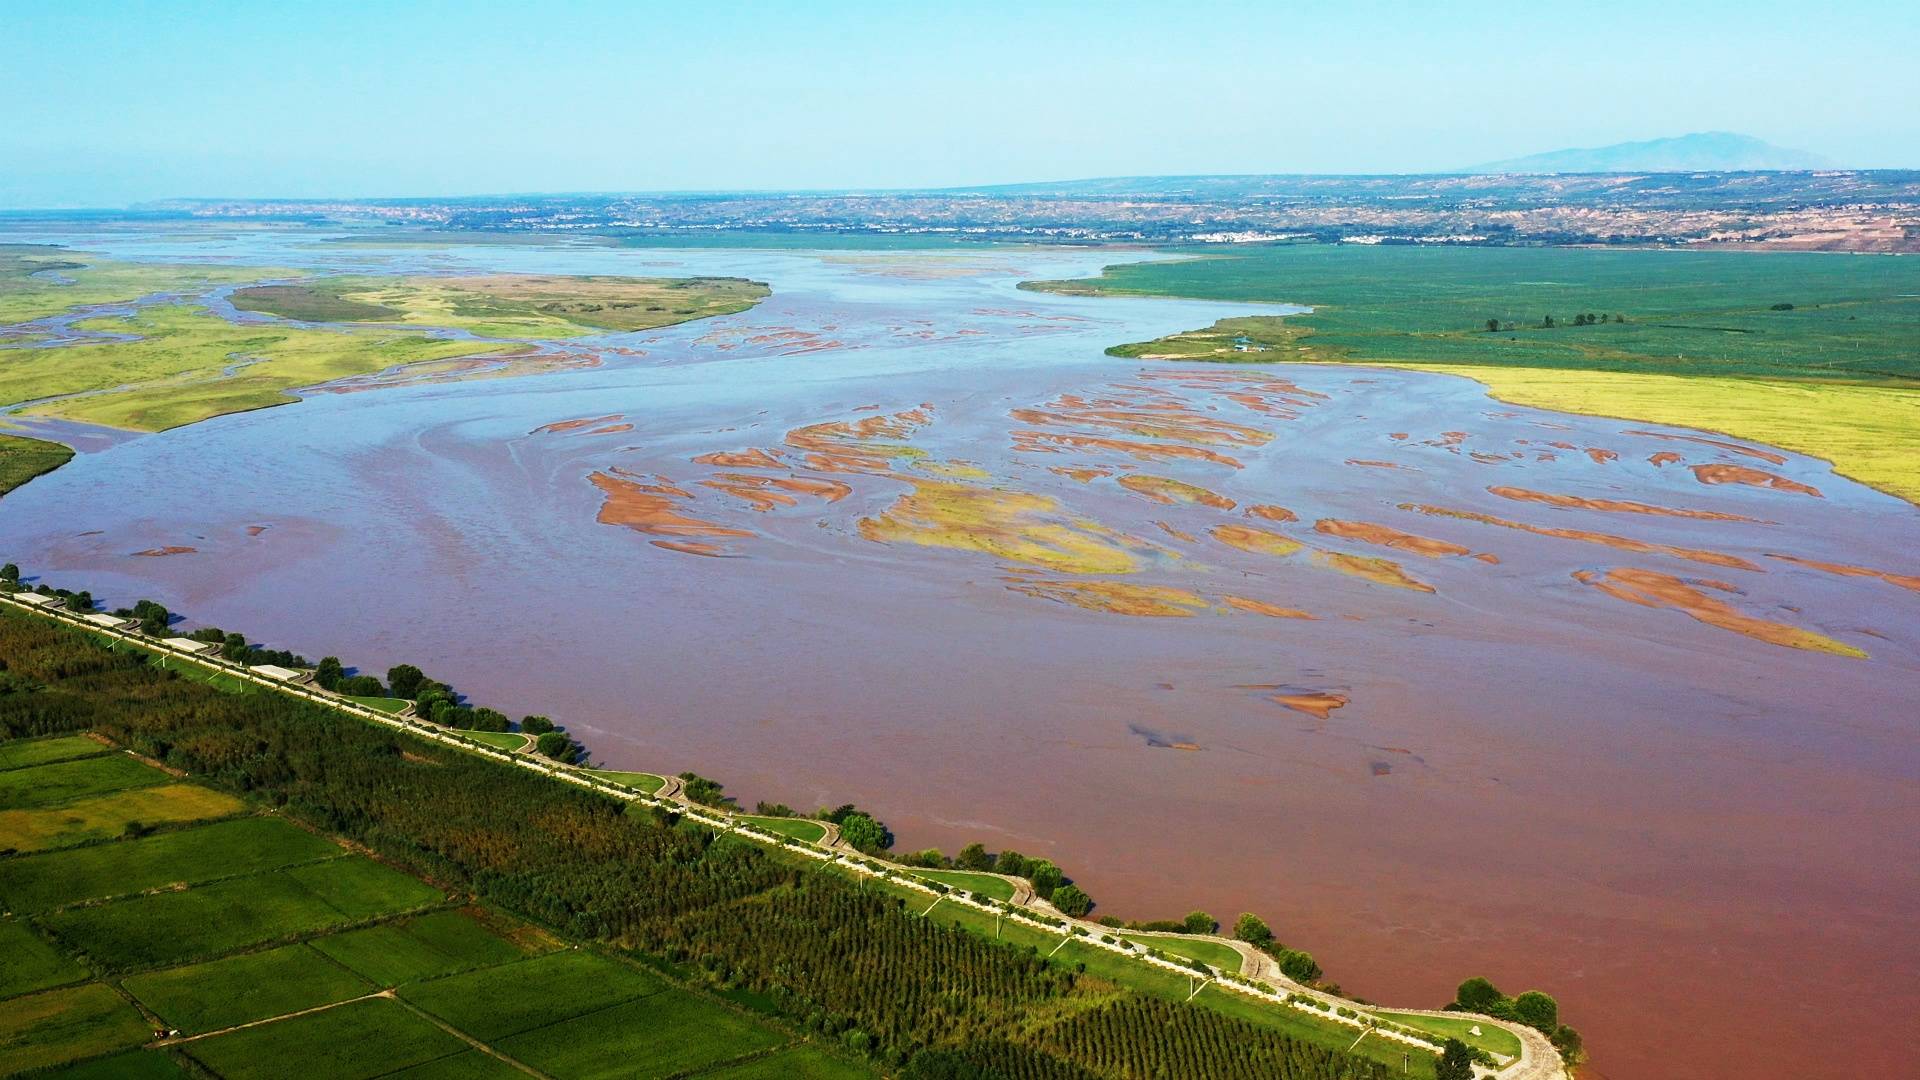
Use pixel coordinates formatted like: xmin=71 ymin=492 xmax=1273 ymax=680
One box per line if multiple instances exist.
xmin=161 ymin=637 xmax=219 ymax=655
xmin=9 ymin=592 xmax=62 ymax=608
xmin=82 ymin=612 xmax=139 ymax=631
xmin=249 ymin=664 xmax=314 ymax=685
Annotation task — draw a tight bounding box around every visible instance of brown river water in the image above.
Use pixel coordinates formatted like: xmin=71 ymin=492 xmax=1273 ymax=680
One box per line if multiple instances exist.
xmin=3 ymin=231 xmax=1915 ymax=1079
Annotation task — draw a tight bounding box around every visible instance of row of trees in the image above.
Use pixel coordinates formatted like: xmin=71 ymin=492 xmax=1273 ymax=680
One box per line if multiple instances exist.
xmin=0 ymin=607 xmax=1403 ymax=1078
xmin=3 ymin=565 xmax=593 ymax=767
xmin=310 ymin=657 xmax=581 ymax=761
xmin=895 ymin=842 xmax=1093 ymax=916
xmin=186 ymin=626 xmax=307 ymax=668
xmin=1225 ymin=911 xmax=1323 ymax=984
xmin=1484 ymin=312 xmax=1625 ymax=331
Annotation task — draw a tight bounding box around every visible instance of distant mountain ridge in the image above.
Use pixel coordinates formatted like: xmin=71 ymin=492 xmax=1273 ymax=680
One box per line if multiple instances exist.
xmin=1468 ymin=132 xmax=1831 ymax=174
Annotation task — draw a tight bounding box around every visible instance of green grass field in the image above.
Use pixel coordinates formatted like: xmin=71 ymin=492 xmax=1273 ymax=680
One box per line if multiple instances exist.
xmin=0 ymin=918 xmax=88 ymax=998
xmin=1026 ymin=244 xmax=1920 ymax=503
xmin=739 ymin=814 xmax=829 ymax=843
xmin=1117 ymin=931 xmax=1247 ymax=972
xmin=0 ymin=752 xmax=167 ymax=810
xmin=1375 ymin=1009 xmax=1524 ymax=1059
xmin=122 ymin=943 xmax=376 ymax=1034
xmin=458 ymin=729 xmax=529 ymax=751
xmin=180 ymin=996 xmax=469 ymax=1080
xmin=496 ymin=989 xmax=787 ymax=1078
xmin=379 ymin=1050 xmax=529 ymax=1079
xmin=0 ymin=782 xmax=245 ymax=853
xmin=903 ymin=866 xmax=1018 ymax=901
xmin=308 ymin=908 xmax=550 ymax=987
xmin=342 ymin=694 xmax=410 ymax=713
xmin=399 ymin=949 xmax=664 ymax=1041
xmin=0 ymin=734 xmax=852 ymax=1079
xmin=0 ymin=733 xmax=106 ymax=771
xmin=586 ymin=768 xmax=666 ymax=794
xmin=705 ymin=1044 xmax=875 ymax=1079
xmin=31 ymin=1048 xmax=191 ymax=1080
xmin=0 ymin=982 xmax=153 ymax=1074
xmin=41 ymin=855 xmax=442 ymax=971
xmin=0 ymin=432 xmax=74 ymax=500
xmin=0 ymin=815 xmax=343 ymax=912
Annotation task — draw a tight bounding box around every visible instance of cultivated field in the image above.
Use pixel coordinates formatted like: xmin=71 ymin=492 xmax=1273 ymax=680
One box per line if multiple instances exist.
xmin=0 ymin=730 xmax=869 ymax=1077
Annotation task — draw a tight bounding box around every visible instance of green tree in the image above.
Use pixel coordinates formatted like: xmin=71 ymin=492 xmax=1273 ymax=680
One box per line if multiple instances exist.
xmin=132 ymin=599 xmax=169 ymax=636
xmin=1182 ymin=910 xmax=1217 ymax=935
xmin=337 ymin=674 xmax=383 ymax=696
xmin=1455 ymin=976 xmax=1505 ymax=1013
xmin=1278 ymin=949 xmax=1321 ymax=983
xmin=469 ymin=707 xmax=511 ymax=732
xmin=386 ymin=664 xmax=426 ymax=699
xmin=1435 ymin=1038 xmax=1475 ymax=1080
xmin=221 ymin=631 xmax=248 ymax=661
xmin=1541 ymin=315 xmax=1556 ymax=328
xmin=0 ymin=563 xmax=17 ymax=582
xmin=416 ymin=683 xmax=455 ymax=722
xmin=314 ymin=656 xmax=344 ymax=691
xmin=1051 ymin=883 xmax=1092 ymax=917
xmin=1551 ymin=1024 xmax=1584 ymax=1062
xmin=954 ymin=842 xmax=995 ymax=871
xmin=67 ymin=590 xmax=95 ymax=613
xmin=520 ymin=714 xmax=555 ymax=735
xmin=995 ymin=850 xmax=1030 ymax=879
xmin=837 ymin=812 xmax=892 ymax=853
xmin=1028 ymin=861 xmax=1064 ymax=899
xmin=678 ymin=773 xmax=732 ymax=808
xmin=1233 ymin=912 xmax=1274 ymax=947
xmin=1485 ymin=318 xmax=1499 ymax=332
xmin=535 ymin=730 xmax=576 ymax=761
xmin=1513 ymin=990 xmax=1559 ymax=1033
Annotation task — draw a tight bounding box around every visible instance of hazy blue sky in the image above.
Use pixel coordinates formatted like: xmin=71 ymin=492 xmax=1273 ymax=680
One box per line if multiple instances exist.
xmin=5 ymin=0 xmax=1915 ymax=207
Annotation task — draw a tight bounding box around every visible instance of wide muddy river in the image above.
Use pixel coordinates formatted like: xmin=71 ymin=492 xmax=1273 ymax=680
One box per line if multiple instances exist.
xmin=4 ymin=229 xmax=1915 ymax=1079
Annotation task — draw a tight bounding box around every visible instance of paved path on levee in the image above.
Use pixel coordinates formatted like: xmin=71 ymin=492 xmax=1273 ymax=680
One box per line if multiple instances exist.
xmin=7 ymin=591 xmax=1564 ymax=1080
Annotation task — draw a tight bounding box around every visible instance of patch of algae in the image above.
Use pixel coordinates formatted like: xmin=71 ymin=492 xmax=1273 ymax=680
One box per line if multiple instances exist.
xmin=859 ymin=479 xmax=1150 ymax=575
xmin=1007 ymin=579 xmax=1215 ymax=617
xmin=1312 ymin=551 xmax=1436 ymax=593
xmin=1573 ymin=567 xmax=1867 ymax=657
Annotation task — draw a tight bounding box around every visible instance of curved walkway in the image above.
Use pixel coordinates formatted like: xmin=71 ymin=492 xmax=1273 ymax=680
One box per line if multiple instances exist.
xmin=6 ymin=591 xmax=1565 ymax=1080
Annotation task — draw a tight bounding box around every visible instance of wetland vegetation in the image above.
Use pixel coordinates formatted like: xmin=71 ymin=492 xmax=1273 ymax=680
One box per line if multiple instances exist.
xmin=0 ymin=433 xmax=72 ymax=498
xmin=1027 ymin=244 xmax=1920 ymax=502
xmin=229 ymin=272 xmax=769 ymax=337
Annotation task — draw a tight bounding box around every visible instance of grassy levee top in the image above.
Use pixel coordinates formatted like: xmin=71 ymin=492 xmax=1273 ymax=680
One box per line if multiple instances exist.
xmin=0 ymin=245 xmax=769 ymax=436
xmin=1023 ymin=244 xmax=1920 ymax=504
xmin=0 ymin=603 xmax=1425 ymax=1080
